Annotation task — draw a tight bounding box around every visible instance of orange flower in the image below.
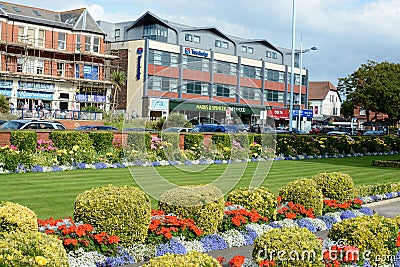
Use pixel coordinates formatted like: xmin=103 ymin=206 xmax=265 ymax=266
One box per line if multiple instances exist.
xmin=229 ymin=255 xmax=245 ymax=267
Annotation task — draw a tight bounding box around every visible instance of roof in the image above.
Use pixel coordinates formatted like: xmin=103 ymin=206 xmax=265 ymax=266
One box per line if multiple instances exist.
xmin=309 ymin=81 xmax=341 ymax=101
xmin=0 ymin=2 xmax=104 ymax=35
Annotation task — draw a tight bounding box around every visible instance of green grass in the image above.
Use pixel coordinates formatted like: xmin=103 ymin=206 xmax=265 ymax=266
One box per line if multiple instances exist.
xmin=1 ymin=154 xmax=399 ymax=219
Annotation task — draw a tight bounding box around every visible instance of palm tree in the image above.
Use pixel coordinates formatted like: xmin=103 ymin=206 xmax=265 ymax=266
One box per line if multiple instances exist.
xmin=109 ymin=69 xmax=126 ymax=121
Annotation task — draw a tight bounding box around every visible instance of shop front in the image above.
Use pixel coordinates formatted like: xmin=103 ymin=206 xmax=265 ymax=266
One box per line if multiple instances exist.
xmin=169 ymin=100 xmax=264 ymax=125
xmin=0 ymin=80 xmax=13 ymax=102
xmin=268 ymin=108 xmax=290 ymax=128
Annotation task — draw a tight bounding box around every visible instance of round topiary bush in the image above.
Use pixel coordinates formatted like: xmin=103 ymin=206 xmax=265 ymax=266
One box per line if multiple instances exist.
xmin=279 ymin=178 xmax=324 ymax=216
xmin=0 ymin=201 xmax=38 ymax=234
xmin=226 ymin=186 xmax=277 ymax=219
xmin=311 ymin=172 xmax=355 ymax=201
xmin=142 ymin=251 xmax=220 ymax=267
xmin=158 ymin=185 xmax=224 ymax=235
xmin=390 ymin=215 xmax=400 ymax=228
xmin=0 ymin=231 xmax=69 ymax=267
xmin=328 ymin=215 xmax=398 ymax=266
xmin=252 ymin=227 xmax=322 ymax=266
xmin=74 ymin=185 xmax=151 ymax=245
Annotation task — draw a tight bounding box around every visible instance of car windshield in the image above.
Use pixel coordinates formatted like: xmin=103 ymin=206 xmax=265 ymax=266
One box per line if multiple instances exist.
xmin=0 ymin=121 xmax=24 ymax=129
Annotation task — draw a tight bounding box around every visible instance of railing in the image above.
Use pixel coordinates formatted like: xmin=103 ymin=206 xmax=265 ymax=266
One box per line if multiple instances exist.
xmin=10 ymin=108 xmax=103 ymax=121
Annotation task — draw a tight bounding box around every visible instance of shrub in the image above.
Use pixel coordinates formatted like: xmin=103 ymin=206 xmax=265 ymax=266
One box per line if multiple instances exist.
xmin=74 ymin=185 xmax=151 ymax=245
xmin=10 ymin=130 xmax=37 ymax=152
xmin=142 ymin=251 xmax=220 ymax=267
xmin=88 ymin=131 xmax=114 ymax=152
xmin=372 ymin=160 xmax=400 ymax=168
xmin=279 ymin=178 xmax=324 ymax=216
xmin=390 ymin=215 xmax=400 ymax=229
xmin=227 ymin=186 xmax=277 ymax=219
xmin=0 ymin=145 xmax=33 ymax=171
xmin=311 ymin=172 xmax=355 ymax=201
xmin=355 ymin=181 xmax=400 ymax=197
xmin=158 ymin=185 xmax=224 ymax=235
xmin=127 ymin=132 xmax=152 ymax=152
xmin=49 ymin=131 xmax=94 ymax=151
xmin=0 ymin=201 xmax=37 ymax=233
xmin=252 ymin=227 xmax=322 ymax=266
xmin=328 ymin=215 xmax=398 ymax=266
xmin=0 ymin=231 xmax=69 ymax=267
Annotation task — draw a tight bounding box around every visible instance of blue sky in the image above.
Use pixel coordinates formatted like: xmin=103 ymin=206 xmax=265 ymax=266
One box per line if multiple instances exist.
xmin=7 ymin=0 xmax=400 ymax=87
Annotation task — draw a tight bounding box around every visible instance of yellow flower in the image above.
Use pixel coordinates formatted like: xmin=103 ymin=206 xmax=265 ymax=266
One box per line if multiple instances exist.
xmin=6 ymin=255 xmax=12 ymax=260
xmin=35 ymin=256 xmax=48 ymax=266
xmin=72 ymin=145 xmax=79 ymax=151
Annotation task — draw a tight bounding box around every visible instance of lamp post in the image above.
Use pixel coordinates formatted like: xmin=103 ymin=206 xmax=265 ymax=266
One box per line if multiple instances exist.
xmin=297 ymin=39 xmax=317 ymax=132
xmin=288 ymin=0 xmax=296 ymax=133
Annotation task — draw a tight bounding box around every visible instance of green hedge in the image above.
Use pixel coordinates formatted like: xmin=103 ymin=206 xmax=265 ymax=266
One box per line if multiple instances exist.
xmin=372 ymin=159 xmax=400 ymax=168
xmin=10 ymin=130 xmax=37 ymax=152
xmin=49 ymin=131 xmax=94 ymax=151
xmin=88 ymin=132 xmax=114 ymax=152
xmin=127 ymin=132 xmax=152 ymax=152
xmin=355 ymin=181 xmax=400 ymax=197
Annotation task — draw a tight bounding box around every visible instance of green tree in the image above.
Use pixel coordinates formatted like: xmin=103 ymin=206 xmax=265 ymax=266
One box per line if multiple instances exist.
xmin=109 ymin=69 xmax=127 ymax=122
xmin=338 ymin=61 xmax=400 ymax=125
xmin=340 ymin=99 xmax=354 ymax=119
xmin=0 ymin=95 xmax=9 ymax=114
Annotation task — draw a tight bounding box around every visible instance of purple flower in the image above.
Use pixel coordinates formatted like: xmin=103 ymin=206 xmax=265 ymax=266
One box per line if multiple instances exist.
xmin=394 ymin=250 xmax=400 ymax=267
xmin=96 ymin=251 xmax=135 ymax=267
xmin=385 ymin=192 xmax=393 ymax=199
xmin=51 ymin=166 xmax=63 ymax=172
xmin=340 ymin=210 xmax=356 ymax=220
xmin=94 ymin=162 xmax=108 ymax=169
xmin=241 ymin=227 xmax=258 ymax=245
xmin=75 ymin=162 xmax=87 ymax=169
xmin=363 ymin=260 xmax=372 ymax=267
xmin=200 ymin=234 xmax=228 ymax=252
xmin=156 ymin=239 xmax=186 ymax=257
xmin=296 ymin=218 xmax=317 ymax=233
xmin=31 ymin=165 xmax=44 ymax=172
xmin=268 ymin=222 xmax=282 ymax=228
xmin=358 ymin=207 xmax=374 ymax=216
xmin=319 ymin=215 xmax=338 ymax=230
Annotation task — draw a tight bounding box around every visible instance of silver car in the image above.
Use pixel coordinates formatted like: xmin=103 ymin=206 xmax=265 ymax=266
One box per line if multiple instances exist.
xmin=0 ymin=119 xmax=66 ymax=130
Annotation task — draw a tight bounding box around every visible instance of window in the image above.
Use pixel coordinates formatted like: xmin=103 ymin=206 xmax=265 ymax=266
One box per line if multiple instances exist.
xmin=272 ymin=52 xmax=278 ymax=59
xmin=241 ymin=46 xmax=247 ymax=53
xmin=143 ymin=24 xmax=168 ymax=41
xmin=266 ymin=51 xmax=271 ymax=58
xmin=240 ymin=87 xmax=259 ymax=100
xmin=32 ymin=9 xmax=41 ymax=16
xmin=215 ymin=40 xmax=221 ymax=47
xmin=214 ymin=84 xmax=232 ymax=98
xmin=57 ymin=62 xmax=65 ymax=76
xmin=183 ymin=80 xmax=208 ymax=95
xmin=93 ymin=37 xmax=100 ymax=53
xmin=170 ymin=54 xmax=178 ymax=67
xmin=193 ymin=35 xmax=200 ymax=43
xmin=248 ymin=47 xmax=254 ymax=54
xmin=27 ymin=28 xmax=35 ymax=45
xmin=58 ymin=32 xmax=66 ymax=50
xmin=76 ymin=35 xmax=81 ymax=50
xmin=38 ymin=29 xmax=44 ymax=47
xmin=314 ymin=106 xmax=319 ymax=115
xmin=36 ymin=60 xmax=43 ymax=74
xmin=222 ymin=41 xmax=229 ymax=49
xmin=12 ymin=6 xmax=21 ymax=12
xmin=17 ymin=57 xmax=23 ymax=72
xmin=18 ymin=26 xmax=25 ymax=42
xmin=114 ymin=29 xmax=120 ymax=38
xmin=185 ymin=33 xmax=192 ymax=42
xmin=85 ymin=36 xmax=91 ymax=52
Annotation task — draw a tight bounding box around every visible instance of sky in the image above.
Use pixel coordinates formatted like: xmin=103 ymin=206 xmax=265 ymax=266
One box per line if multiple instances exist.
xmin=7 ymin=0 xmax=400 ymax=87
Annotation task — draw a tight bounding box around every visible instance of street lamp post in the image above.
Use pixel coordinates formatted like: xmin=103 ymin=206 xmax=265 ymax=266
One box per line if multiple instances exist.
xmin=288 ymin=0 xmax=296 ymax=133
xmin=297 ymin=39 xmax=317 ymax=133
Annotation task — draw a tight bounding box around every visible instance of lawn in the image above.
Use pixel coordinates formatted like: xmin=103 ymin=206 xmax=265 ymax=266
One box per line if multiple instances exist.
xmin=1 ymin=154 xmax=399 ymax=219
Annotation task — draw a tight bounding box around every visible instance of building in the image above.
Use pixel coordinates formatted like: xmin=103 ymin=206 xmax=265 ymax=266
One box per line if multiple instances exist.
xmin=0 ymin=1 xmax=115 ymax=117
xmin=309 ymin=81 xmax=342 ymax=124
xmin=98 ymin=11 xmax=309 ymax=125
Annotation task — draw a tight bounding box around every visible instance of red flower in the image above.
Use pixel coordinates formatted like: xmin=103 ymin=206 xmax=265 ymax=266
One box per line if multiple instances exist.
xmin=277 ymin=196 xmax=282 ymax=203
xmin=396 ymin=232 xmax=400 ymax=247
xmin=285 ymin=212 xmax=297 ymax=219
xmin=217 ymin=256 xmax=226 ymax=265
xmin=259 ymin=259 xmax=275 ymax=266
xmin=229 ymin=255 xmax=245 ymax=267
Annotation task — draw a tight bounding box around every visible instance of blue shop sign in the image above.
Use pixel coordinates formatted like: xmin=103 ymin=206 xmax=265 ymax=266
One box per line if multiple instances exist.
xmin=76 ymin=94 xmax=106 ymax=103
xmin=184 ymin=47 xmax=209 ymax=57
xmin=0 ymin=80 xmax=13 ymax=88
xmin=150 ymin=98 xmax=168 ymax=110
xmin=17 ymin=91 xmax=53 ymax=100
xmin=292 ymin=109 xmax=313 ymax=118
xmin=18 ymin=81 xmax=55 ymax=92
xmin=0 ymin=88 xmax=12 ymax=97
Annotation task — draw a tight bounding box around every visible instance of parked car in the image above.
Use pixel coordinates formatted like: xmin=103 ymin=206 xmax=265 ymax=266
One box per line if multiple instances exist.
xmin=0 ymin=119 xmax=66 ymax=130
xmin=189 ymin=117 xmax=219 ymax=126
xmin=362 ymin=130 xmax=383 ymax=136
xmin=75 ymin=125 xmax=118 ymax=131
xmin=190 ymin=124 xmax=226 ymax=132
xmin=326 ymin=131 xmax=349 ymax=136
xmin=221 ymin=125 xmax=239 ymax=133
xmin=162 ymin=127 xmax=191 ymax=132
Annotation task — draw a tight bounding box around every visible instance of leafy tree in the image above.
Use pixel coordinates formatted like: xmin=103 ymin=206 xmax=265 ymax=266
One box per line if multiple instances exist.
xmin=338 ymin=61 xmax=400 ymax=124
xmin=0 ymin=95 xmax=9 ymax=114
xmin=109 ymin=70 xmax=127 ymax=122
xmin=340 ymin=100 xmax=354 ymax=119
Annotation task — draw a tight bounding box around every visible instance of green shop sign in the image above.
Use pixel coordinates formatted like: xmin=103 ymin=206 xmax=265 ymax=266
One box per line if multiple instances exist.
xmin=169 ymin=101 xmax=263 ymax=115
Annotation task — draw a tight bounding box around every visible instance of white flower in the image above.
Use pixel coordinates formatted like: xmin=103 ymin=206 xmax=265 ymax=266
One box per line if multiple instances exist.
xmin=219 ymin=229 xmax=246 ymax=248
xmin=246 ymin=223 xmax=272 ymax=236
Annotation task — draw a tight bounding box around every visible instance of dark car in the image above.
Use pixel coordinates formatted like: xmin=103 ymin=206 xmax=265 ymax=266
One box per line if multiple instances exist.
xmin=0 ymin=119 xmax=66 ymax=130
xmin=190 ymin=124 xmax=227 ymax=133
xmin=76 ymin=125 xmax=118 ymax=131
xmin=362 ymin=130 xmax=383 ymax=136
xmin=222 ymin=125 xmax=239 ymax=133
xmin=162 ymin=127 xmax=191 ymax=132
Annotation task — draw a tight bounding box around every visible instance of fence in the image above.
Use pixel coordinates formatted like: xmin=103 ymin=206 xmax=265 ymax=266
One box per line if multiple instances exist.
xmin=10 ymin=108 xmax=103 ymax=121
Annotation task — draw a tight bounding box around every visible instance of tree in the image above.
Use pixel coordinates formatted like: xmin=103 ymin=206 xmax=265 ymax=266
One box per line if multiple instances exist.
xmin=338 ymin=61 xmax=400 ymax=125
xmin=340 ymin=100 xmax=354 ymax=119
xmin=109 ymin=70 xmax=127 ymax=122
xmin=0 ymin=95 xmax=9 ymax=114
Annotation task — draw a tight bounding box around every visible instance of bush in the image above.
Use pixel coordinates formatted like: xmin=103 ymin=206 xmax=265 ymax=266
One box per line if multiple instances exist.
xmin=74 ymin=185 xmax=151 ymax=245
xmin=142 ymin=251 xmax=220 ymax=267
xmin=227 ymin=186 xmax=277 ymax=219
xmin=0 ymin=201 xmax=37 ymax=233
xmin=328 ymin=215 xmax=398 ymax=266
xmin=49 ymin=131 xmax=94 ymax=151
xmin=158 ymin=185 xmax=224 ymax=235
xmin=159 ymin=132 xmax=184 ymax=161
xmin=355 ymin=181 xmax=400 ymax=197
xmin=10 ymin=131 xmax=37 ymax=152
xmin=183 ymin=134 xmax=203 ymax=159
xmin=311 ymin=172 xmax=355 ymax=201
xmin=0 ymin=231 xmax=69 ymax=267
xmin=279 ymin=178 xmax=324 ymax=216
xmin=0 ymin=146 xmax=33 ymax=171
xmin=390 ymin=215 xmax=400 ymax=229
xmin=88 ymin=131 xmax=114 ymax=152
xmin=252 ymin=227 xmax=322 ymax=266
xmin=372 ymin=159 xmax=400 ymax=168
xmin=127 ymin=132 xmax=152 ymax=153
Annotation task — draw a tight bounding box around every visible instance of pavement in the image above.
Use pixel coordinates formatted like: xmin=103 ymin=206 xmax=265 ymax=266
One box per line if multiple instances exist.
xmin=123 ymin=198 xmax=400 ymax=266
